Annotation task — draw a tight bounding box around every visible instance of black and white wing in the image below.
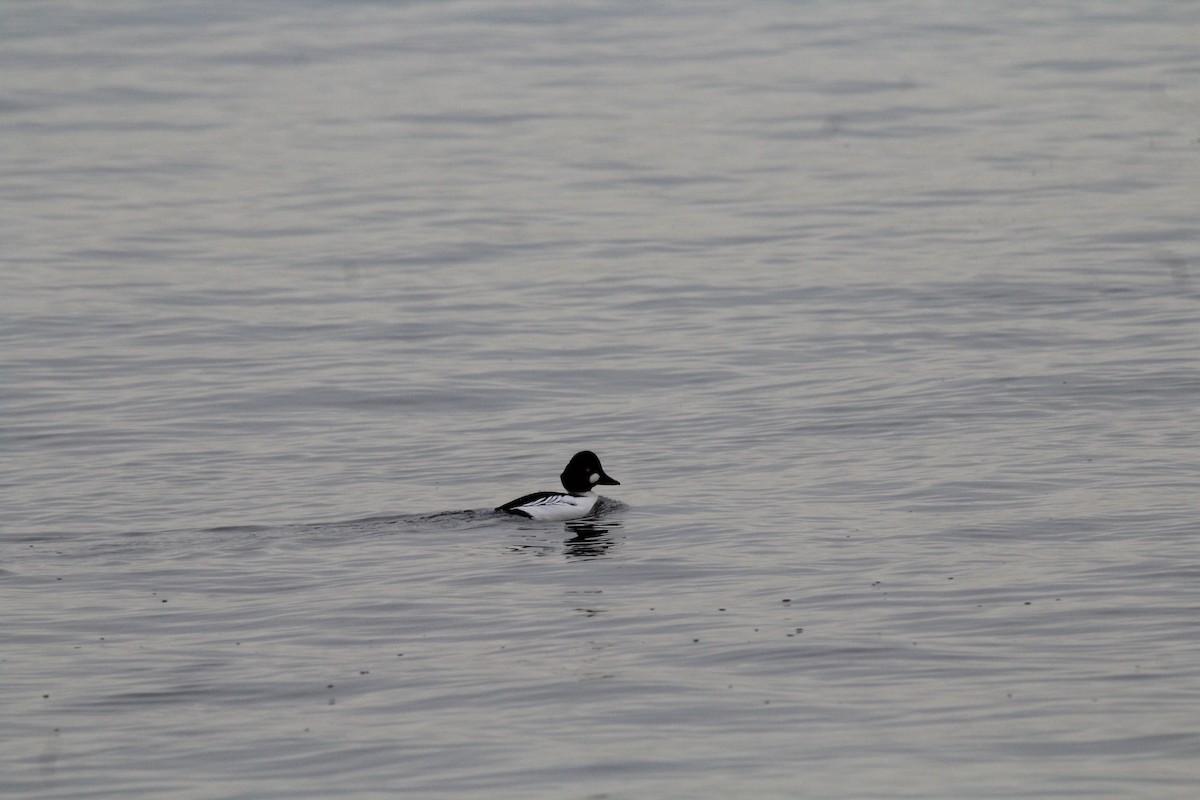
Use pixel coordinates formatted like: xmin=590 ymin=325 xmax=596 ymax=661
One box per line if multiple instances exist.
xmin=496 ymin=491 xmax=570 ymax=517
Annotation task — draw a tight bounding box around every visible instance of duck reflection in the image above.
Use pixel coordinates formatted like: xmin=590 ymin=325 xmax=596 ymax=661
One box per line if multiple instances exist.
xmin=506 ymin=518 xmax=622 ymax=559
xmin=563 ymin=519 xmax=619 ymax=559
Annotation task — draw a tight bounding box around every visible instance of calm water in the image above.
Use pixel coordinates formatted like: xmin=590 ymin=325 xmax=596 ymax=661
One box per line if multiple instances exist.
xmin=5 ymin=1 xmax=1200 ymax=797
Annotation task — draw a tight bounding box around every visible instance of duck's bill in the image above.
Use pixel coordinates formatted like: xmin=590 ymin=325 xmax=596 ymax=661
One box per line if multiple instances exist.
xmin=596 ymin=471 xmax=620 ymax=486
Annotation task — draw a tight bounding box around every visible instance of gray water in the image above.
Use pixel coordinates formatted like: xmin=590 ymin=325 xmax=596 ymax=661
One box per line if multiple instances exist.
xmin=4 ymin=2 xmax=1200 ymax=798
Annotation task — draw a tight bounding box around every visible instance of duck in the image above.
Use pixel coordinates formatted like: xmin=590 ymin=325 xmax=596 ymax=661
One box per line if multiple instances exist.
xmin=496 ymin=451 xmax=620 ymax=521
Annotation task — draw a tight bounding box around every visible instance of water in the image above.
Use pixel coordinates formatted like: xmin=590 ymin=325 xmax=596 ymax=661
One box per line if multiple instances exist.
xmin=4 ymin=1 xmax=1200 ymax=797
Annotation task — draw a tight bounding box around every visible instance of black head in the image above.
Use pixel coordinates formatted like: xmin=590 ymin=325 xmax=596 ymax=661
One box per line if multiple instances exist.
xmin=560 ymin=450 xmax=620 ymax=494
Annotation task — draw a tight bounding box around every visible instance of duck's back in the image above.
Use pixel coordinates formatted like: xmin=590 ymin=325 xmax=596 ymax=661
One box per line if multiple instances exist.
xmin=496 ymin=491 xmax=598 ymax=520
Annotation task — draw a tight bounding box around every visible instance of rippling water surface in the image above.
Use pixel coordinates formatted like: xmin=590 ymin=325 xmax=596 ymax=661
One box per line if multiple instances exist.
xmin=5 ymin=1 xmax=1200 ymax=797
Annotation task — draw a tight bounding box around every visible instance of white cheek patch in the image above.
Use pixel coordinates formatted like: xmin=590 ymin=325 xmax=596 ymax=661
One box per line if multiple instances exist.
xmin=589 ymin=473 xmax=600 ymax=484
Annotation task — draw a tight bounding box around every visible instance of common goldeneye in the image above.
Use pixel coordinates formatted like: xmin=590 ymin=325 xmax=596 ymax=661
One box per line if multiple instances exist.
xmin=496 ymin=451 xmax=620 ymax=521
